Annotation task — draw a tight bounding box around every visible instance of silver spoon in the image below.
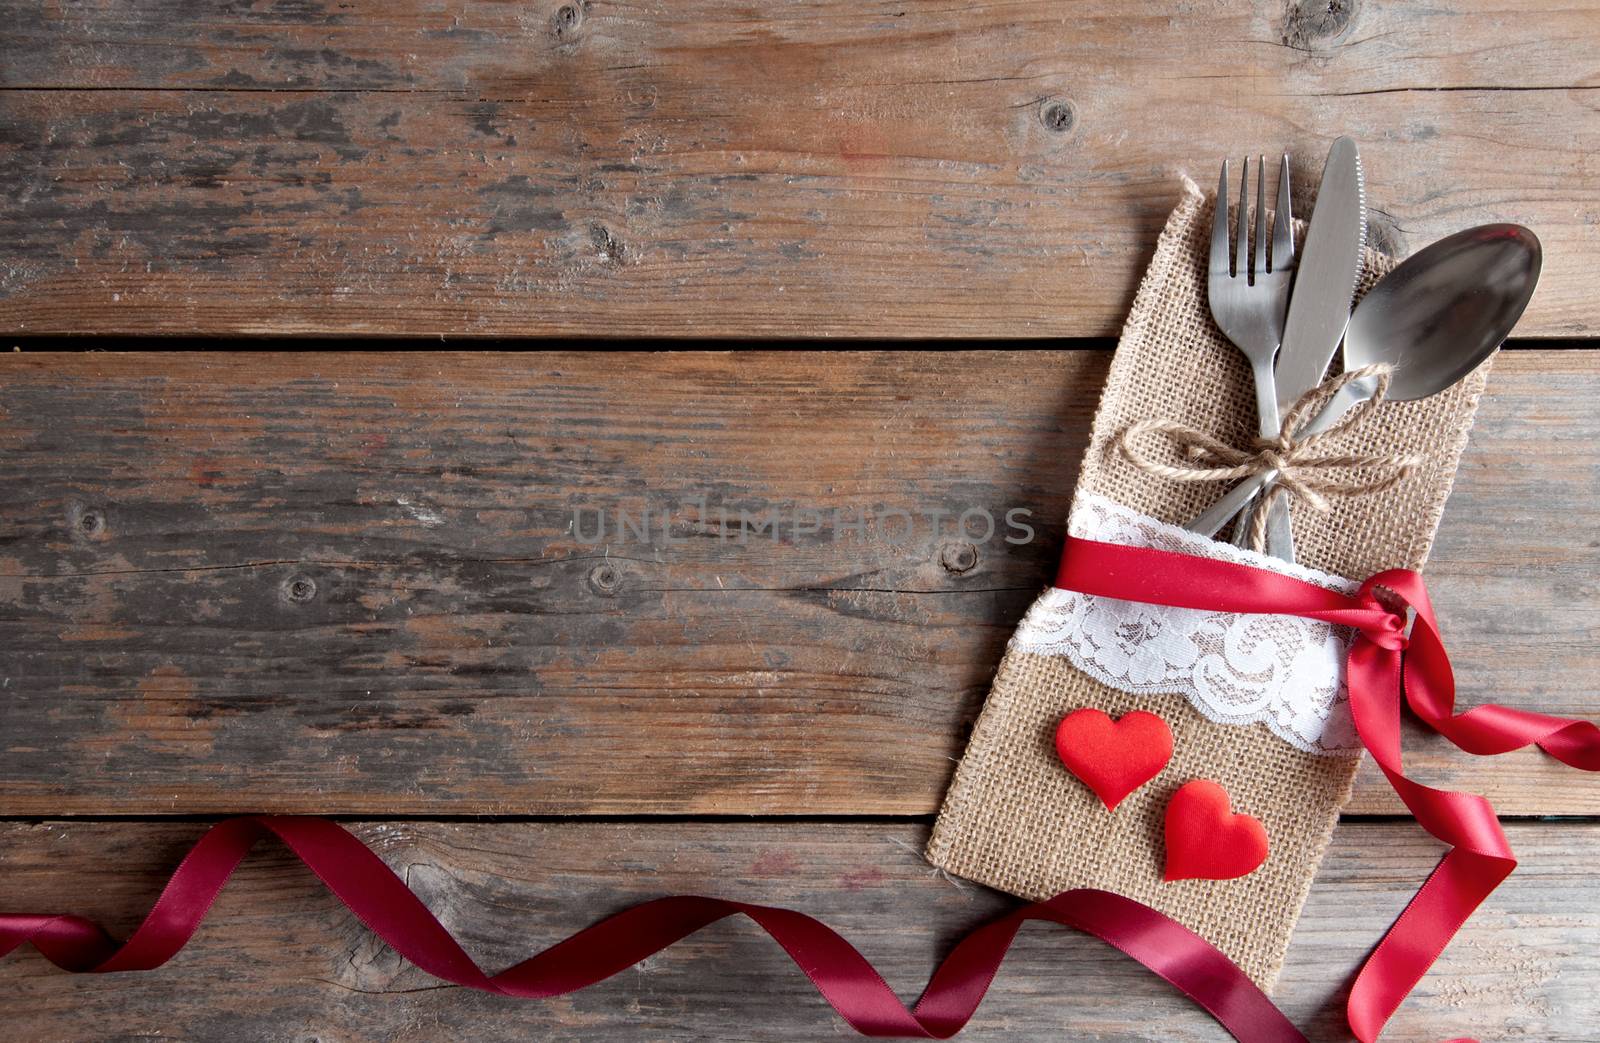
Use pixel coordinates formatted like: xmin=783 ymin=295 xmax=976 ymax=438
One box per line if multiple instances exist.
xmin=1188 ymin=223 xmax=1542 ymax=540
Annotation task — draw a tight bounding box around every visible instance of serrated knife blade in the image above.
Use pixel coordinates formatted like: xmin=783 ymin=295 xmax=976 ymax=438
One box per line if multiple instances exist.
xmin=1274 ymin=136 xmax=1367 ymax=408
xmin=1258 ymin=136 xmax=1366 ymax=562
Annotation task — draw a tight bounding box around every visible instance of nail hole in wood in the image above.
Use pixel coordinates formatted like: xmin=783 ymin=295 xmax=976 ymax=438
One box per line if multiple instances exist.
xmin=282 ymin=576 xmax=318 ymax=603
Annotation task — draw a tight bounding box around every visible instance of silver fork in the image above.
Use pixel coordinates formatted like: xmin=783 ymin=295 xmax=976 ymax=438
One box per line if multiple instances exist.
xmin=1193 ymin=155 xmax=1295 ymax=546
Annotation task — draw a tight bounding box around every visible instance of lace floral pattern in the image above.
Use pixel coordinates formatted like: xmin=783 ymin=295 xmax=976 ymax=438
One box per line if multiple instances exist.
xmin=1012 ymin=494 xmax=1361 ymax=755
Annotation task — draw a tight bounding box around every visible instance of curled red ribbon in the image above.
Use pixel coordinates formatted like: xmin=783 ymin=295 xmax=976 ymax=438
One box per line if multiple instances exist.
xmin=1 ymin=816 xmax=1305 ymax=1040
xmin=1053 ymin=535 xmax=1600 ymax=1042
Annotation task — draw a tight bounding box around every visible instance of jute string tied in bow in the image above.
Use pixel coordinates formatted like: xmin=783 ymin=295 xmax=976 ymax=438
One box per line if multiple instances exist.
xmin=1116 ymin=363 xmax=1424 ymax=552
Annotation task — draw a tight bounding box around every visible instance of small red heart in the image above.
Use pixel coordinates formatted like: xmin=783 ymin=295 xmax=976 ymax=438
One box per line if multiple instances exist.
xmin=1054 ymin=708 xmax=1173 ymax=810
xmin=1163 ymin=779 xmax=1269 ymax=882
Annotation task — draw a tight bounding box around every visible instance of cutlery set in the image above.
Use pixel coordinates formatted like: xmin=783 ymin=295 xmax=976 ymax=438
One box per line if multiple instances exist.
xmin=1189 ymin=137 xmax=1542 ymax=563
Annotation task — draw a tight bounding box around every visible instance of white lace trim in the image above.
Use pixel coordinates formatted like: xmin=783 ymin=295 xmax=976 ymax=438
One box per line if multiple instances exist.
xmin=1012 ymin=494 xmax=1362 ymax=755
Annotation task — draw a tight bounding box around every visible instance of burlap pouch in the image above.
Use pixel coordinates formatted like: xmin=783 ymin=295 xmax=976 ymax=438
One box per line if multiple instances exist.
xmin=926 ymin=183 xmax=1492 ymax=988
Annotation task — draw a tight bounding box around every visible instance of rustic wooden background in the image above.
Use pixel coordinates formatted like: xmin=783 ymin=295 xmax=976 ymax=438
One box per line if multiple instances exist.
xmin=4 ymin=1 xmax=1600 ymax=1041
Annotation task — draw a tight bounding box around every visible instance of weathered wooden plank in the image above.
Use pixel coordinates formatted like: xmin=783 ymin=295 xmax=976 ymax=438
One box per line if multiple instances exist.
xmin=0 ymin=350 xmax=1596 ymax=815
xmin=3 ymin=1 xmax=1599 ymax=336
xmin=0 ymin=819 xmax=1593 ymax=1041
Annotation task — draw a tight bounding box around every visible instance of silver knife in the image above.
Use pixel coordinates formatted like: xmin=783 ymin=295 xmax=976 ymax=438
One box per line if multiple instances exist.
xmin=1257 ymin=136 xmax=1366 ymax=561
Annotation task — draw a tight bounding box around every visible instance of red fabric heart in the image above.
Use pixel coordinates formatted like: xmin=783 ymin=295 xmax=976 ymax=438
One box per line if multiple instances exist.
xmin=1054 ymin=708 xmax=1173 ymax=810
xmin=1163 ymin=779 xmax=1270 ymax=882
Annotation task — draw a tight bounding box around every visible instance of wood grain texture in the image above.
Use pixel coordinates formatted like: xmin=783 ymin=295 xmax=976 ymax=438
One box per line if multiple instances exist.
xmin=1 ymin=819 xmax=1595 ymax=1042
xmin=0 ymin=350 xmax=1595 ymax=816
xmin=3 ymin=1 xmax=1599 ymax=337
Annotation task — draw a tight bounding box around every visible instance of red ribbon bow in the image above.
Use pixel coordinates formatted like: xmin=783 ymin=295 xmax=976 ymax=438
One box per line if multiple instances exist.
xmin=2 ymin=538 xmax=1596 ymax=1042
xmin=1054 ymin=535 xmax=1600 ymax=1041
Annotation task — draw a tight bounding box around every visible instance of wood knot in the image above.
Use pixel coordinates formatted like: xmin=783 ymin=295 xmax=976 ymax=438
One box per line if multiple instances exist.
xmin=1283 ymin=0 xmax=1360 ymax=50
xmin=1039 ymin=99 xmax=1076 ymax=134
xmin=281 ymin=575 xmax=318 ymax=604
xmin=940 ymin=542 xmax=979 ymax=575
xmin=587 ymin=562 xmax=622 ymax=596
xmin=70 ymin=504 xmax=107 ymax=540
xmin=589 ymin=223 xmax=626 ymax=266
xmin=552 ymin=2 xmax=585 ymax=38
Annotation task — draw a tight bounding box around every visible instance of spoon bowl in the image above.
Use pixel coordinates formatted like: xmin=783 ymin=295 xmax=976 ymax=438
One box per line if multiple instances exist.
xmin=1346 ymin=223 xmax=1541 ymax=400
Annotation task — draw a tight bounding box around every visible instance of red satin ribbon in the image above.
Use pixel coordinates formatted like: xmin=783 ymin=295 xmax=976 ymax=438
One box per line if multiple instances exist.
xmin=1 ymin=816 xmax=1305 ymax=1041
xmin=1053 ymin=535 xmax=1600 ymax=1042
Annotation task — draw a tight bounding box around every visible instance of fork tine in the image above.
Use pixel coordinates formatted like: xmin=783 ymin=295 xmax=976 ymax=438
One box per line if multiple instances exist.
xmin=1234 ymin=156 xmax=1250 ymax=280
xmin=1254 ymin=154 xmax=1267 ymax=279
xmin=1212 ymin=159 xmax=1231 ymax=277
xmin=1272 ymin=153 xmax=1294 ymax=270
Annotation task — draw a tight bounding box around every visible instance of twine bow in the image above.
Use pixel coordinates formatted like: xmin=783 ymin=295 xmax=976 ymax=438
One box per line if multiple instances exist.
xmin=1117 ymin=364 xmax=1423 ymax=552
